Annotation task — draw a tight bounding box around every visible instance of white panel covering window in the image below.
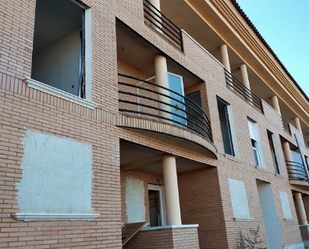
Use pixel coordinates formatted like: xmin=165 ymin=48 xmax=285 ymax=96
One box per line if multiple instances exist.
xmin=228 ymin=178 xmax=252 ymax=220
xmin=279 ymin=191 xmax=293 ymax=220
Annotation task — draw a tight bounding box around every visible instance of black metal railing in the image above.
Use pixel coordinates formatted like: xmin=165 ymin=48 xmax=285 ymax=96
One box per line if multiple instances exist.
xmin=282 ymin=118 xmax=291 ymax=135
xmin=286 ymin=160 xmax=308 ymax=181
xmin=118 ymin=74 xmax=212 ymax=142
xmin=304 ymin=136 xmax=309 ymax=149
xmin=143 ymin=0 xmax=183 ymax=51
xmin=224 ymin=70 xmax=263 ymax=113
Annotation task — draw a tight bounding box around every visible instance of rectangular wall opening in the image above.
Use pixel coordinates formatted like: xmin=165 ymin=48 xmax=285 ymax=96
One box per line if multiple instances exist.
xmin=32 ymin=0 xmax=90 ymax=98
xmin=217 ymin=98 xmax=236 ymax=156
xmin=148 ymin=184 xmax=166 ymax=227
xmin=267 ymin=130 xmax=280 ymax=174
xmin=256 ymin=180 xmax=283 ymax=248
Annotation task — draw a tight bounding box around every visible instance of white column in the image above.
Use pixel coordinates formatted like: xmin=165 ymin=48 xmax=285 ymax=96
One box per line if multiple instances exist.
xmin=148 ymin=0 xmax=162 ymax=33
xmin=271 ymin=95 xmax=281 ymax=115
xmin=220 ymin=44 xmax=231 ymax=73
xmin=295 ymin=192 xmax=308 ymax=225
xmin=154 ymin=55 xmax=170 ymax=120
xmin=294 ymin=117 xmax=302 ymax=134
xmin=149 ymin=0 xmax=160 ymax=9
xmin=282 ymin=141 xmax=293 ymax=162
xmin=240 ymin=64 xmax=250 ymax=90
xmin=240 ymin=64 xmax=252 ymax=102
xmin=162 ymin=155 xmax=182 ymax=225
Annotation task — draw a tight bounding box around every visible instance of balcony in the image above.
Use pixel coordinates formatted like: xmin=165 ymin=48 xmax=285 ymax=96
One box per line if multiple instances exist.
xmin=286 ymin=160 xmax=308 ymax=182
xmin=224 ymin=70 xmax=263 ymax=113
xmin=143 ymin=0 xmax=183 ymax=50
xmin=117 ymin=74 xmax=216 ymax=158
xmin=118 ymin=74 xmax=212 ymax=141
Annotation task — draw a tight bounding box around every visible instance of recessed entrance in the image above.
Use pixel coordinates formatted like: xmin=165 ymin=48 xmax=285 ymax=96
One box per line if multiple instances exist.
xmin=148 ymin=184 xmax=166 ymax=227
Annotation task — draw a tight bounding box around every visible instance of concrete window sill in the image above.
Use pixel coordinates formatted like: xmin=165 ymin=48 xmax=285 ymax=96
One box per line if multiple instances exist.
xmin=233 ymin=217 xmax=254 ymax=222
xmin=25 ymin=78 xmax=98 ymax=109
xmin=12 ymin=213 xmax=100 ymax=221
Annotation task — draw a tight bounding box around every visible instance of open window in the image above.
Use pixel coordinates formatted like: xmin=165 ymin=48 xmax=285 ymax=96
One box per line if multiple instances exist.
xmin=267 ymin=130 xmax=281 ymax=174
xmin=31 ymin=0 xmax=91 ymax=99
xmin=248 ymin=119 xmax=264 ymax=168
xmin=217 ymin=98 xmax=238 ymax=157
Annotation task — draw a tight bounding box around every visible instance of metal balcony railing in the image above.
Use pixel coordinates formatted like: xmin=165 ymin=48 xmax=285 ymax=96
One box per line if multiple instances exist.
xmin=224 ymin=70 xmax=263 ymax=113
xmin=286 ymin=160 xmax=308 ymax=181
xmin=143 ymin=0 xmax=183 ymax=50
xmin=118 ymin=74 xmax=213 ymax=142
xmin=282 ymin=118 xmax=291 ymax=135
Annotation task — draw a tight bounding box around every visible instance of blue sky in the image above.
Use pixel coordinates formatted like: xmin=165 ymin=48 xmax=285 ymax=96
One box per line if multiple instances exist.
xmin=236 ymin=0 xmax=309 ymax=98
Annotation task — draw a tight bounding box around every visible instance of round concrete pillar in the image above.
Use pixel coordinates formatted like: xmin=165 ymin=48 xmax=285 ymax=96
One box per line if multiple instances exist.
xmin=295 ymin=192 xmax=308 ymax=225
xmin=240 ymin=64 xmax=250 ymax=90
xmin=154 ymin=55 xmax=170 ymax=120
xmin=294 ymin=117 xmax=302 ymax=134
xmin=282 ymin=141 xmax=293 ymax=162
xmin=162 ymin=155 xmax=182 ymax=225
xmin=149 ymin=0 xmax=160 ymax=10
xmin=220 ymin=44 xmax=231 ymax=73
xmin=148 ymin=0 xmax=162 ymax=33
xmin=271 ymin=95 xmax=281 ymax=115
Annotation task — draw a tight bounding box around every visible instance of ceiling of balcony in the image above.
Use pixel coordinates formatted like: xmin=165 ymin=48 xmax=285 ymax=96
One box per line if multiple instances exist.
xmin=120 ymin=140 xmax=212 ymax=174
xmin=116 ymin=20 xmax=202 ymax=88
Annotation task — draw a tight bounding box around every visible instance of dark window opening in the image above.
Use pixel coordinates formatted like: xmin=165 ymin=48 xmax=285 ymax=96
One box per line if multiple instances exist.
xmin=267 ymin=131 xmax=280 ymax=174
xmin=148 ymin=190 xmax=161 ymax=227
xmin=251 ymin=139 xmax=261 ymax=166
xmin=185 ymin=91 xmax=204 ymax=136
xmin=217 ymin=98 xmax=235 ymax=156
xmin=32 ymin=0 xmax=86 ymax=97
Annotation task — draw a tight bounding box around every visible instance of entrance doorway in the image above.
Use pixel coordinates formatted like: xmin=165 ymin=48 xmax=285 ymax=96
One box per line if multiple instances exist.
xmin=148 ymin=184 xmax=166 ymax=227
xmin=257 ymin=180 xmax=283 ymax=248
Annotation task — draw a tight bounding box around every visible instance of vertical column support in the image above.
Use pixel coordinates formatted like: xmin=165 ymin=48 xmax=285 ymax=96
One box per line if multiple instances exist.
xmin=154 ymin=55 xmax=170 ymax=121
xmin=282 ymin=141 xmax=293 ymax=161
xmin=148 ymin=0 xmax=162 ymax=33
xmin=271 ymin=96 xmax=281 ymax=115
xmin=240 ymin=64 xmax=250 ymax=90
xmin=240 ymin=64 xmax=252 ymax=102
xmin=162 ymin=155 xmax=182 ymax=225
xmin=295 ymin=192 xmax=308 ymax=225
xmin=220 ymin=44 xmax=231 ymax=73
xmin=294 ymin=117 xmax=302 ymax=134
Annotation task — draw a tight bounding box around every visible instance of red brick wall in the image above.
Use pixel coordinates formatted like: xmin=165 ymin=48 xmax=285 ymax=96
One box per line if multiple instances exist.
xmin=124 ymin=226 xmax=199 ymax=249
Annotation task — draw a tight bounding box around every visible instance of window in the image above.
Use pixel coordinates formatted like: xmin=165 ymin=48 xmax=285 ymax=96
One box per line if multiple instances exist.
xmin=217 ymin=98 xmax=237 ymax=156
xmin=267 ymin=131 xmax=280 ymax=174
xmin=31 ymin=0 xmax=91 ymax=99
xmin=228 ymin=178 xmax=252 ymax=220
xmin=248 ymin=119 xmax=264 ymax=167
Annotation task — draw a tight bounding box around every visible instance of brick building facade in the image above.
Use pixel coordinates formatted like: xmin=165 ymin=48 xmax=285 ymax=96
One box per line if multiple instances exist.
xmin=1 ymin=0 xmax=309 ymax=248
